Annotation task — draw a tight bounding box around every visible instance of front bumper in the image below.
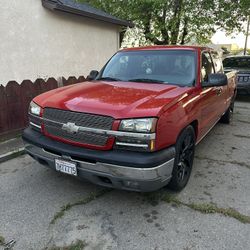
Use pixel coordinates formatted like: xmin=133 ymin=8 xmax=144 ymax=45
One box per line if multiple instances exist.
xmin=22 ymin=127 xmax=175 ymax=192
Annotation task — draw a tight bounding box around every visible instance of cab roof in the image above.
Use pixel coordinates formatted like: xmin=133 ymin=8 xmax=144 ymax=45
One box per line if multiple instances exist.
xmin=121 ymin=45 xmax=211 ymax=52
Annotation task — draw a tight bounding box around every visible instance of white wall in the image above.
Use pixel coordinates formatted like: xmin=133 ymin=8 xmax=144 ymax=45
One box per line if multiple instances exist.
xmin=0 ymin=0 xmax=120 ymax=85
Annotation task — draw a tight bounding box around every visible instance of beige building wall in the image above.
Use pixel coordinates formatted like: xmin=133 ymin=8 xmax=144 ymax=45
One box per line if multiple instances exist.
xmin=219 ymin=43 xmax=240 ymax=52
xmin=0 ymin=0 xmax=120 ymax=86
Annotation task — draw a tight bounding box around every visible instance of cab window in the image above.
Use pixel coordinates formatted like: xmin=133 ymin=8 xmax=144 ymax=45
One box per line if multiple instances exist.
xmin=201 ymin=52 xmax=215 ymax=82
xmin=210 ymin=51 xmax=223 ymax=73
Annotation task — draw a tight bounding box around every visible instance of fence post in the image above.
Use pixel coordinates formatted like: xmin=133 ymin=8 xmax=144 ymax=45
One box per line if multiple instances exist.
xmin=0 ymin=85 xmax=8 ymax=134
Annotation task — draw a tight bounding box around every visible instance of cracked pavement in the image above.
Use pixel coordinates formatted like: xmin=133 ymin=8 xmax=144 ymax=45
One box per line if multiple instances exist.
xmin=0 ymin=99 xmax=250 ymax=250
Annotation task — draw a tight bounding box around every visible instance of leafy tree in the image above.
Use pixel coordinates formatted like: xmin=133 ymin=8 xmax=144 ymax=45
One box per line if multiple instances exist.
xmin=78 ymin=0 xmax=250 ymax=45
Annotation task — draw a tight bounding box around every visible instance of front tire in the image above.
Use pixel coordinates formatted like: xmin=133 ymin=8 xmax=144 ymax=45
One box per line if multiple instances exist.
xmin=168 ymin=126 xmax=196 ymax=191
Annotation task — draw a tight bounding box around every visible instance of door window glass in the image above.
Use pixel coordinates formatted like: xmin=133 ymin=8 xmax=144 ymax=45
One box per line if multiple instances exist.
xmin=201 ymin=52 xmax=215 ymax=82
xmin=210 ymin=51 xmax=223 ymax=73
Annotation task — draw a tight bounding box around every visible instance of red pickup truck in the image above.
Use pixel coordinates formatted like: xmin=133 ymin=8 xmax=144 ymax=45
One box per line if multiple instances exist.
xmin=22 ymin=46 xmax=237 ymax=192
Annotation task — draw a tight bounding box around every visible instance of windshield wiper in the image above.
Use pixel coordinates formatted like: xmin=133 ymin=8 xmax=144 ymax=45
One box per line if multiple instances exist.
xmin=97 ymin=77 xmax=121 ymax=81
xmin=128 ymin=78 xmax=166 ymax=84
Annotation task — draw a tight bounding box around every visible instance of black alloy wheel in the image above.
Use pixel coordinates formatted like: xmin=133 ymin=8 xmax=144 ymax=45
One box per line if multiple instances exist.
xmin=168 ymin=125 xmax=196 ymax=191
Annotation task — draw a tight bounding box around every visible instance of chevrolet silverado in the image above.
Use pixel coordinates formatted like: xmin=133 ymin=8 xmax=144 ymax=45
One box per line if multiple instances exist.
xmin=22 ymin=46 xmax=237 ymax=192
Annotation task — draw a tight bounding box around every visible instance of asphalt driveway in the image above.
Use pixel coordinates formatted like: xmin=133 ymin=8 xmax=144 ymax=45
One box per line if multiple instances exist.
xmin=0 ymin=99 xmax=250 ymax=250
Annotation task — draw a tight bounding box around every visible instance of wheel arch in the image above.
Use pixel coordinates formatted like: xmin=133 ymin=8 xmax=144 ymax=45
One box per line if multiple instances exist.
xmin=176 ymin=120 xmax=199 ymax=144
xmin=189 ymin=120 xmax=198 ymax=140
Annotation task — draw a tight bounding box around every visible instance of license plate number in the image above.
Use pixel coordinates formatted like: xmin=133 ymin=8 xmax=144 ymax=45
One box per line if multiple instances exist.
xmin=55 ymin=159 xmax=77 ymax=176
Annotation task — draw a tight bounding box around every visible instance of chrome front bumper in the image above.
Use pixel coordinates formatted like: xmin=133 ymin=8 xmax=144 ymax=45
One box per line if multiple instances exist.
xmin=25 ymin=143 xmax=175 ymax=192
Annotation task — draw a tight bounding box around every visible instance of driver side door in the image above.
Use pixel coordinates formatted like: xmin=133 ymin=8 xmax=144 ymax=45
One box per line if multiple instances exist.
xmin=199 ymin=51 xmax=223 ymax=136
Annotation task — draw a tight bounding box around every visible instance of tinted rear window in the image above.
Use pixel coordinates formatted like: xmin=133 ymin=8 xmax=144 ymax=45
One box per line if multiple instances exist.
xmin=223 ymin=57 xmax=250 ymax=68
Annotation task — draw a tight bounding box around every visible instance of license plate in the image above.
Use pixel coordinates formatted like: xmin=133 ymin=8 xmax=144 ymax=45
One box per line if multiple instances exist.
xmin=55 ymin=159 xmax=77 ymax=176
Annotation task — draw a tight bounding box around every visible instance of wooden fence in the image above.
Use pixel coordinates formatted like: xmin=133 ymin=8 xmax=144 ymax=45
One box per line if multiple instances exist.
xmin=0 ymin=76 xmax=86 ymax=138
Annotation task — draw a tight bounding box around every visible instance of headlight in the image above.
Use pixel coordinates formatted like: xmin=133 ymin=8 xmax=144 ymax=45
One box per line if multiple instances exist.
xmin=116 ymin=118 xmax=157 ymax=152
xmin=29 ymin=101 xmax=41 ymax=116
xmin=119 ymin=118 xmax=157 ymax=133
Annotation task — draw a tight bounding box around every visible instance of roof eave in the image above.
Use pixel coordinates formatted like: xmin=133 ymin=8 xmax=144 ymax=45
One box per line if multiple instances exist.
xmin=42 ymin=0 xmax=134 ymax=28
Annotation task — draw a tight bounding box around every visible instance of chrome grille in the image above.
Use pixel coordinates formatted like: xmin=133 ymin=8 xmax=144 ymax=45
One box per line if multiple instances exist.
xmin=43 ymin=108 xmax=114 ymax=146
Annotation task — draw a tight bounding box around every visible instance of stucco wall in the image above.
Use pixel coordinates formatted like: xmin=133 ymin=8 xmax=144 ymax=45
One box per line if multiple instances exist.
xmin=0 ymin=0 xmax=120 ymax=86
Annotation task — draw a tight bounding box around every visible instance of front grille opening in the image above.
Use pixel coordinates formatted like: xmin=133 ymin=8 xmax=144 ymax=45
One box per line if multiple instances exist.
xmin=98 ymin=176 xmax=112 ymax=184
xmin=43 ymin=108 xmax=114 ymax=147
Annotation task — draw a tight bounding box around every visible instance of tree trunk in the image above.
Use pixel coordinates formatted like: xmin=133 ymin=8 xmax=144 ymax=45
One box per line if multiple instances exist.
xmin=170 ymin=0 xmax=183 ymax=44
xmin=180 ymin=17 xmax=188 ymax=44
xmin=119 ymin=29 xmax=126 ymax=47
xmin=154 ymin=5 xmax=169 ymax=45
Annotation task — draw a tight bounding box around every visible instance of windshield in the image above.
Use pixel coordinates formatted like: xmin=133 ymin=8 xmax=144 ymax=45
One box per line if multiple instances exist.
xmin=223 ymin=57 xmax=250 ymax=69
xmin=98 ymin=50 xmax=196 ymax=86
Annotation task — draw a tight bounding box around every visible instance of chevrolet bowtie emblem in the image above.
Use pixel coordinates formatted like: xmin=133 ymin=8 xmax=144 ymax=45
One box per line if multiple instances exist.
xmin=62 ymin=122 xmax=79 ymax=134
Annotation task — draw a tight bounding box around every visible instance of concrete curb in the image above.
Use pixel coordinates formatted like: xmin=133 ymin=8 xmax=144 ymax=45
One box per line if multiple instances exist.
xmin=0 ymin=147 xmax=26 ymax=164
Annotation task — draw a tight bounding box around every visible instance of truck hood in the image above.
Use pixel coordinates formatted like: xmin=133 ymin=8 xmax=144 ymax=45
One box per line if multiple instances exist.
xmin=34 ymin=80 xmax=190 ymax=118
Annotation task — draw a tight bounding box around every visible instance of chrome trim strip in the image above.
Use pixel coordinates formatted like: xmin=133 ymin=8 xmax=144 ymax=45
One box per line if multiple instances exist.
xmin=42 ymin=117 xmax=156 ymax=140
xmin=30 ymin=122 xmax=41 ymax=129
xmin=115 ymin=142 xmax=149 ymax=148
xmin=88 ymin=158 xmax=175 ymax=180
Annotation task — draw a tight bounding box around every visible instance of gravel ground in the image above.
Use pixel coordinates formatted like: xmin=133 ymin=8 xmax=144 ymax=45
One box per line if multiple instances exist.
xmin=0 ymin=99 xmax=250 ymax=250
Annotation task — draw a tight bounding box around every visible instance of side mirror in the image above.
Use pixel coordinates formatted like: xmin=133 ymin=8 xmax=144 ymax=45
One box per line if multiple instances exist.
xmin=203 ymin=73 xmax=228 ymax=87
xmin=87 ymin=70 xmax=99 ymax=81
